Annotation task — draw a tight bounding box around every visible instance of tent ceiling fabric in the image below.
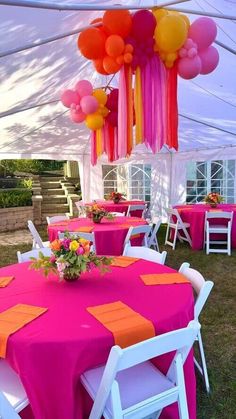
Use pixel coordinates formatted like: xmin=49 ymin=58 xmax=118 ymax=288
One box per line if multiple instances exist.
xmin=0 ymin=0 xmax=235 ymax=160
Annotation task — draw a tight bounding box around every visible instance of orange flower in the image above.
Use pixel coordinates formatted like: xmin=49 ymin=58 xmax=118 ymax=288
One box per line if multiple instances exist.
xmin=50 ymin=239 xmax=61 ymax=251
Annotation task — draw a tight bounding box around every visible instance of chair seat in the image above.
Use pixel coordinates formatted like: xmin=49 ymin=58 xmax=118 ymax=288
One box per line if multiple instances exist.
xmin=81 ymin=361 xmax=174 ymax=417
xmin=0 ymin=360 xmax=28 ymax=413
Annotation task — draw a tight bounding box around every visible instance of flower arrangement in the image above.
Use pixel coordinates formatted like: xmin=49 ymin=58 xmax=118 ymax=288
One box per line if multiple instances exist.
xmin=109 ymin=191 xmax=123 ymax=204
xmin=85 ymin=203 xmax=114 ymax=223
xmin=204 ymin=192 xmax=224 ymax=207
xmin=30 ymin=234 xmax=113 ymax=282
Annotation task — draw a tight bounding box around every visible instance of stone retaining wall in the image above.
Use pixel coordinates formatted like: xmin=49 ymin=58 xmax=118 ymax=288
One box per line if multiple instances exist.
xmin=0 ymin=206 xmax=34 ymax=232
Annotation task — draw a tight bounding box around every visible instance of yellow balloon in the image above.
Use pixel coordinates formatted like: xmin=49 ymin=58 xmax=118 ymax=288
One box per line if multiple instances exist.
xmin=166 ymin=52 xmax=178 ymax=61
xmin=85 ymin=113 xmax=104 ymax=130
xmin=100 ymin=106 xmax=109 ymax=117
xmin=154 ymin=15 xmax=188 ymax=53
xmin=93 ymin=89 xmax=107 ymax=105
xmin=153 ymin=8 xmax=168 ymax=22
xmin=180 ymin=14 xmax=190 ymax=29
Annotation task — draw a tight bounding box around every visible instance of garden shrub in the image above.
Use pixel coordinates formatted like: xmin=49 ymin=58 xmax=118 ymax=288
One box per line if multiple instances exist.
xmin=0 ymin=190 xmax=32 ymax=208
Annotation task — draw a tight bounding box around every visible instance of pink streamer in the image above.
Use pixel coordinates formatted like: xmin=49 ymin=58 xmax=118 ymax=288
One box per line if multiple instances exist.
xmin=159 ymin=59 xmax=167 ymax=148
xmin=118 ymin=66 xmax=127 ymax=158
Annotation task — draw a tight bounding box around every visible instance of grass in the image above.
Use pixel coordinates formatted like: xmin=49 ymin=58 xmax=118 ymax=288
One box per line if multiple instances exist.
xmin=0 ymin=225 xmax=235 ymax=418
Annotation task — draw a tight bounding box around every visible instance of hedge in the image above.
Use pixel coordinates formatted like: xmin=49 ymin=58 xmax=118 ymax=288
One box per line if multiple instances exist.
xmin=0 ymin=190 xmax=32 ymax=208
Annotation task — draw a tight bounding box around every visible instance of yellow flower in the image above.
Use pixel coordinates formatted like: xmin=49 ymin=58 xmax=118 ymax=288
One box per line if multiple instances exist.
xmin=79 ymin=238 xmax=90 ymax=246
xmin=69 ymin=240 xmax=79 ymax=251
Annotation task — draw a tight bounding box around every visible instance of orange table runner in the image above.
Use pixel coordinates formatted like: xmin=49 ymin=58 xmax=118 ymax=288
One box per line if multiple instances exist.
xmin=111 ymin=256 xmax=139 ymax=267
xmin=87 ymin=301 xmax=155 ymax=348
xmin=0 ymin=304 xmax=47 ymax=357
xmin=74 ymin=226 xmax=93 ymax=233
xmin=140 ymin=272 xmax=190 ymax=286
xmin=51 ymin=221 xmax=70 ymax=226
xmin=209 ymin=209 xmax=223 ymax=212
xmin=0 ymin=276 xmax=14 ymax=287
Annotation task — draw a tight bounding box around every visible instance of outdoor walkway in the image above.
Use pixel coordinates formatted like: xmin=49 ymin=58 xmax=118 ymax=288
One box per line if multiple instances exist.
xmin=0 ymin=229 xmax=32 ymax=246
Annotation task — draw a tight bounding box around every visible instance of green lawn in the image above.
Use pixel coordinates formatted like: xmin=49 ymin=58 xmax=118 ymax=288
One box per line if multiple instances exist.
xmin=0 ymin=225 xmax=235 ymax=418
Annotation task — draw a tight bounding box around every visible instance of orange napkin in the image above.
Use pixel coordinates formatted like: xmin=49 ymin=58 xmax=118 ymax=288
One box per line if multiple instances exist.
xmin=0 ymin=304 xmax=47 ymax=358
xmin=140 ymin=272 xmax=190 ymax=286
xmin=87 ymin=301 xmax=155 ymax=348
xmin=51 ymin=221 xmax=70 ymax=226
xmin=209 ymin=209 xmax=223 ymax=212
xmin=74 ymin=226 xmax=93 ymax=233
xmin=119 ymin=223 xmax=134 ymax=228
xmin=0 ymin=276 xmax=14 ymax=287
xmin=111 ymin=256 xmax=139 ymax=267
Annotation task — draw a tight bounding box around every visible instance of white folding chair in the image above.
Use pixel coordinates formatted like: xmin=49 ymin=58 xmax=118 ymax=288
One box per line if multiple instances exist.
xmin=75 ymin=201 xmax=87 ymax=217
xmin=124 ymin=225 xmax=152 ymax=249
xmin=126 ymin=204 xmax=146 ymax=218
xmin=46 ymin=214 xmax=69 ymax=225
xmin=179 ymin=262 xmax=214 ymax=393
xmin=205 ymin=211 xmax=233 ymax=255
xmin=165 ymin=209 xmax=192 ymax=250
xmin=0 ymin=359 xmax=29 ymax=418
xmin=81 ymin=320 xmax=200 ymax=419
xmin=58 ymin=231 xmax=96 ymax=254
xmin=17 ymin=247 xmax=52 ymax=263
xmin=27 ymin=220 xmax=50 ymax=249
xmin=147 ymin=216 xmax=162 ymax=252
xmin=110 ymin=212 xmax=125 ymax=216
xmin=123 ymin=244 xmax=167 ymax=265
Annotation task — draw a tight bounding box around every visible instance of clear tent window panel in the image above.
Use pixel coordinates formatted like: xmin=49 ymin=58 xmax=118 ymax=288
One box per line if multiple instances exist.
xmin=186 ymin=160 xmax=235 ymax=203
xmin=102 ymin=164 xmax=151 ymax=202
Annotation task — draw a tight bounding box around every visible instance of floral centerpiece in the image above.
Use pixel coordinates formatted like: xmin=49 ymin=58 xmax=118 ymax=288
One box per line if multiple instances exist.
xmin=109 ymin=191 xmax=123 ymax=204
xmin=85 ymin=203 xmax=114 ymax=223
xmin=30 ymin=234 xmax=113 ymax=282
xmin=204 ymin=192 xmax=224 ymax=207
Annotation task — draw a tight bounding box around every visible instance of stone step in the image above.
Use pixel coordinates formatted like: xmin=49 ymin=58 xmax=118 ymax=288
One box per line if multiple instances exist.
xmin=41 ymin=181 xmax=61 ymax=189
xmin=40 ymin=176 xmax=65 ymax=181
xmin=43 ymin=196 xmax=68 ymax=204
xmin=42 ymin=203 xmax=69 ymax=211
xmin=41 ymin=188 xmax=65 ymax=196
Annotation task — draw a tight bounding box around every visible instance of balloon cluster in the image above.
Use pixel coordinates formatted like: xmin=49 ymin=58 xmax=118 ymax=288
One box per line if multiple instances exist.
xmin=178 ymin=17 xmax=219 ymax=79
xmin=77 ymin=9 xmax=219 ymax=80
xmin=61 ymin=80 xmax=109 ymax=130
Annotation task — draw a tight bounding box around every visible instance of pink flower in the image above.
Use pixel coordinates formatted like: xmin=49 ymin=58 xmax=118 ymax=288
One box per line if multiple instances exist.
xmin=62 ymin=238 xmax=71 ymax=250
xmin=76 ymin=246 xmax=85 ymax=255
xmin=50 ymin=255 xmax=56 ymax=263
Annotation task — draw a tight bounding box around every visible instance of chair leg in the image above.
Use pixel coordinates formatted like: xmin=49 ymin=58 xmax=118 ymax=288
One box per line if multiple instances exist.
xmin=206 ymin=229 xmax=209 ymax=255
xmin=197 ymin=331 xmax=210 ymax=394
xmin=172 ymin=227 xmax=178 ymax=250
xmin=176 ymin=359 xmax=189 ymax=419
xmin=164 ymin=223 xmax=170 ymax=246
xmin=227 ymin=231 xmax=231 ymax=256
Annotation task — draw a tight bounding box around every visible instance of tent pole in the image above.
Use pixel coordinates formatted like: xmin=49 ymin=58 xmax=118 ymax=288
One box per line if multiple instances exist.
xmin=0 ymin=0 xmax=190 ymax=11
xmin=214 ymin=40 xmax=236 ymax=55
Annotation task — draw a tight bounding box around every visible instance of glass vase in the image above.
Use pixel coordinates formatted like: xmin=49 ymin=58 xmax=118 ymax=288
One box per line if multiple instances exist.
xmin=63 ymin=270 xmax=80 ymax=282
xmin=92 ymin=214 xmax=103 ymax=224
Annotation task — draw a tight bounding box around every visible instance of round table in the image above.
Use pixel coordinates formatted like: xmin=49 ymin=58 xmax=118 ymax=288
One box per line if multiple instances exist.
xmin=48 ymin=216 xmax=147 ymax=256
xmin=0 ymin=260 xmax=195 ymax=419
xmin=175 ymin=203 xmax=236 ymax=250
xmin=85 ymin=200 xmax=146 ymax=216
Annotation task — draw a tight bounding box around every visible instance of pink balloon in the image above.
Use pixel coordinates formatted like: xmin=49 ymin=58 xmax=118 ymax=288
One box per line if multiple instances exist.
xmin=178 ymin=55 xmax=202 ymax=79
xmin=80 ymin=95 xmax=98 ymax=115
xmin=106 ymin=110 xmax=118 ymax=127
xmin=61 ymin=89 xmax=80 ymax=108
xmin=75 ymin=80 xmax=93 ymax=98
xmin=184 ymin=38 xmax=194 ymax=50
xmin=188 ymin=47 xmax=197 ymax=58
xmin=179 ymin=48 xmax=187 ymax=58
xmin=188 ymin=17 xmax=217 ymax=51
xmin=70 ymin=109 xmax=86 ymax=123
xmin=132 ymin=10 xmax=156 ymax=41
xmin=199 ymin=46 xmax=219 ymax=75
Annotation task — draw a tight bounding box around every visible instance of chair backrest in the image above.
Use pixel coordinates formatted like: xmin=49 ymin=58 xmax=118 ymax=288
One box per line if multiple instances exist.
xmin=167 ymin=208 xmax=183 ymax=226
xmin=205 ymin=211 xmax=233 ymax=228
xmin=88 ymin=321 xmax=200 ymax=419
xmin=110 ymin=212 xmax=125 ymax=216
xmin=124 ymin=225 xmax=152 ymax=248
xmin=75 ymin=201 xmax=86 ymax=217
xmin=27 ymin=220 xmax=44 ymax=248
xmin=127 ymin=204 xmax=146 ymax=217
xmin=58 ymin=231 xmax=96 ymax=253
xmin=17 ymin=247 xmax=52 ymax=263
xmin=46 ymin=215 xmax=69 ymax=225
xmin=179 ymin=262 xmax=214 ymax=319
xmin=123 ymin=245 xmax=167 ymax=265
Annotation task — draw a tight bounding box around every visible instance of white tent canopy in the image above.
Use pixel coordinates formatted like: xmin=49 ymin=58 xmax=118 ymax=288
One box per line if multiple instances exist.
xmin=0 ymin=0 xmax=236 ymax=216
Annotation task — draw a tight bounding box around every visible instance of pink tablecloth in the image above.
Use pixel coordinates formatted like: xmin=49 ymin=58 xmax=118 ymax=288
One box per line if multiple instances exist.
xmin=1 ymin=261 xmax=195 ymax=419
xmin=175 ymin=203 xmax=236 ymax=250
xmin=48 ymin=216 xmax=147 ymax=255
xmin=85 ymin=200 xmax=146 ymax=216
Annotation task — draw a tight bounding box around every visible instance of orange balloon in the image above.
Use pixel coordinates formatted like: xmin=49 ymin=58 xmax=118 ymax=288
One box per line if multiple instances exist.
xmin=116 ymin=55 xmax=124 ymax=65
xmin=105 ymin=35 xmax=125 ymax=57
xmin=124 ymin=52 xmax=133 ymax=64
xmin=93 ymin=58 xmax=109 ymax=75
xmin=78 ymin=27 xmax=106 ymax=59
xmin=103 ymin=55 xmax=122 ymax=74
xmin=103 ymin=10 xmax=132 ymax=38
xmin=125 ymin=44 xmax=134 ymax=54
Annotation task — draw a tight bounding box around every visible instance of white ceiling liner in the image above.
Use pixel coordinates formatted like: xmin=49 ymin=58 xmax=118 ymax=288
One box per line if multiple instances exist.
xmin=0 ymin=0 xmax=235 ymax=161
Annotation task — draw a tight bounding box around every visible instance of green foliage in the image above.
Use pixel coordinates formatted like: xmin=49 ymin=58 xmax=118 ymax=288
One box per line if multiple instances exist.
xmin=20 ymin=178 xmax=33 ymax=189
xmin=0 ymin=159 xmax=64 ymax=175
xmin=0 ymin=190 xmax=32 ymax=208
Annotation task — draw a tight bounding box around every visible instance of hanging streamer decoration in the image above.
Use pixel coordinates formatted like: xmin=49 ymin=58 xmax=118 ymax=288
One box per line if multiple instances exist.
xmin=60 ymin=8 xmax=219 ymax=165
